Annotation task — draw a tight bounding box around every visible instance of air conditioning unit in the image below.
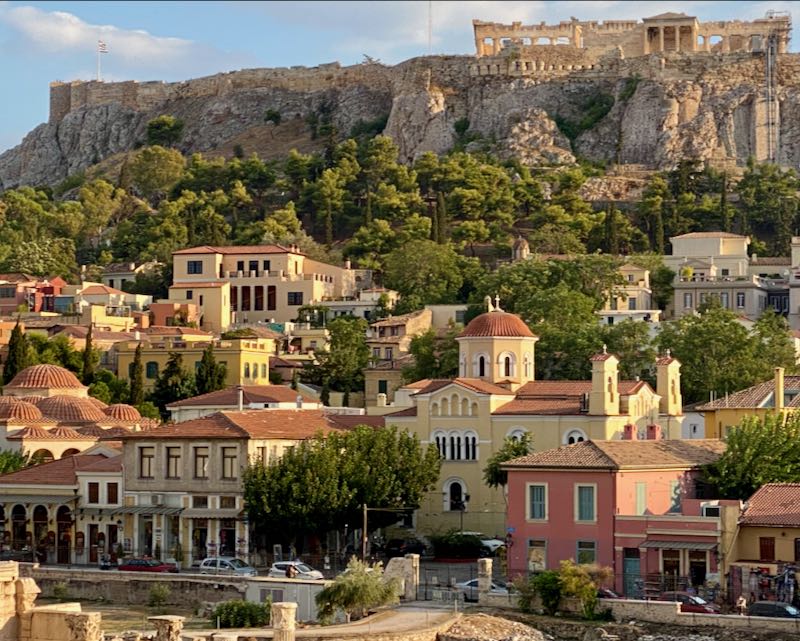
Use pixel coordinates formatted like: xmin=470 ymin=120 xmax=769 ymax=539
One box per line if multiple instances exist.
xmin=151 ymin=494 xmax=164 ymax=506
xmin=701 ymin=504 xmax=720 ymax=517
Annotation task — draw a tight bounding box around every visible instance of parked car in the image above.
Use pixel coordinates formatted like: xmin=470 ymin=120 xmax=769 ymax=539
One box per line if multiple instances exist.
xmin=748 ymin=600 xmax=800 ymax=618
xmin=118 ymin=558 xmax=178 ymax=573
xmin=384 ymin=538 xmax=427 ymax=558
xmin=660 ymin=591 xmax=720 ymax=614
xmin=198 ymin=556 xmax=257 ymax=577
xmin=0 ymin=548 xmax=34 ymax=563
xmin=460 ymin=532 xmax=506 ymax=556
xmin=268 ymin=560 xmax=323 ymax=580
xmin=454 ymin=578 xmax=509 ymax=602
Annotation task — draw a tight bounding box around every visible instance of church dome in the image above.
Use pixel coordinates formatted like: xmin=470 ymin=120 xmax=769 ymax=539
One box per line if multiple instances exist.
xmin=0 ymin=401 xmax=43 ymax=421
xmin=459 ymin=310 xmax=535 ymax=339
xmin=104 ymin=404 xmax=141 ymax=421
xmin=7 ymin=365 xmax=84 ymax=390
xmin=86 ymin=397 xmax=109 ymax=410
xmin=38 ymin=395 xmax=107 ymax=423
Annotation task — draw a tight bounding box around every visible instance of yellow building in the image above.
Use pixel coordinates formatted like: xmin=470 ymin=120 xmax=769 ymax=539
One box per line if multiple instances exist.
xmin=115 ymin=331 xmax=276 ymax=392
xmin=385 ymin=298 xmax=684 ymax=538
xmin=696 ymin=367 xmax=793 ymax=438
xmin=169 ymin=244 xmax=370 ymax=327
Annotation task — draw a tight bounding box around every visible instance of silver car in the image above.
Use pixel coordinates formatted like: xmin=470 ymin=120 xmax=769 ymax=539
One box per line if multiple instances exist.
xmin=268 ymin=560 xmax=324 ymax=580
xmin=199 ymin=556 xmax=257 ymax=577
xmin=454 ymin=578 xmax=509 ymax=602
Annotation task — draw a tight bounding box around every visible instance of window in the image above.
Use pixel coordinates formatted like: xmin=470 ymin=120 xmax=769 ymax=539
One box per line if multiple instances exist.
xmin=385 ymin=347 xmax=393 ymax=360
xmin=721 ymin=268 xmax=730 ymax=276
xmin=577 ymin=540 xmax=597 ymax=564
xmin=528 ymin=484 xmax=547 ymax=520
xmin=253 ymin=362 xmax=259 ymax=379
xmin=261 ymin=364 xmax=267 ymax=378
xmin=187 ymin=260 xmax=203 ymax=274
xmin=760 ymin=536 xmax=775 ymax=562
xmin=0 ymin=287 xmax=14 ymax=299
xmin=236 ymin=260 xmax=245 ymax=273
xmin=267 ymin=286 xmax=276 ymax=311
xmin=231 ymin=286 xmax=238 ymax=311
xmin=447 ymin=481 xmax=466 ymax=512
xmin=248 ymin=260 xmax=258 ymax=273
xmin=220 ymin=496 xmax=237 ymax=509
xmin=186 ymin=290 xmax=193 ymax=300
xmin=478 ymin=356 xmax=486 ymax=377
xmin=288 ymin=292 xmax=303 ymax=306
xmin=194 ymin=446 xmax=209 ymax=479
xmin=628 ymin=297 xmax=637 ymax=311
xmin=255 ymin=286 xmax=264 ymax=311
xmin=263 ymin=260 xmax=271 ymax=272
xmin=378 ymin=379 xmax=388 ymax=395
xmin=107 ymin=482 xmax=118 ymax=504
xmin=241 ymin=286 xmax=251 ymax=311
xmin=108 ymin=279 xmax=114 ymax=288
xmin=257 ymin=446 xmax=267 ymax=464
xmin=244 ymin=363 xmax=250 ymax=378
xmin=683 ymin=293 xmax=693 ymax=309
xmin=166 ymin=446 xmax=181 ymax=479
xmin=192 ymin=495 xmax=208 ymax=508
xmin=635 ymin=482 xmax=647 ymax=515
xmin=139 ymin=447 xmax=155 ymax=479
xmin=736 ymin=292 xmax=745 ymax=308
xmin=199 ymin=295 xmax=204 ymax=305
xmin=564 ymin=429 xmax=586 ymax=445
xmin=576 ymin=485 xmax=596 ymax=522
xmin=372 ymin=347 xmax=381 ymax=359
xmin=504 ymin=356 xmax=512 ymax=377
xmin=145 ymin=362 xmax=158 ymax=379
xmin=222 ymin=447 xmax=238 ymax=479
xmin=794 ymin=538 xmax=800 ymax=564
xmin=88 ymin=482 xmax=99 ymax=504
xmin=528 ymin=539 xmax=547 ymax=572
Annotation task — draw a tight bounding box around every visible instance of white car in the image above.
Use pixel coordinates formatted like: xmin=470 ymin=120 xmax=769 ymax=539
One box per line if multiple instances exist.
xmin=461 ymin=532 xmax=506 ymax=556
xmin=198 ymin=556 xmax=257 ymax=577
xmin=268 ymin=560 xmax=324 ymax=580
xmin=455 ymin=578 xmax=509 ymax=602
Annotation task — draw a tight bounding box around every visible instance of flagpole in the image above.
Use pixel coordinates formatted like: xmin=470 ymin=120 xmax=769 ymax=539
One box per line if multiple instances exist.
xmin=97 ymin=44 xmax=101 ymax=81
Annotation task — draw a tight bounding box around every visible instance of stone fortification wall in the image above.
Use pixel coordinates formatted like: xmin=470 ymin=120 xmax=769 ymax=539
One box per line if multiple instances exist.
xmin=49 ymin=62 xmax=396 ymax=123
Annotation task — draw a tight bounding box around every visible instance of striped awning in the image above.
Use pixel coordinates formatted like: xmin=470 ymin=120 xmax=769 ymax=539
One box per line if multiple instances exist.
xmin=180 ymin=508 xmax=243 ymax=519
xmin=0 ymin=495 xmax=78 ymax=506
xmin=641 ymin=540 xmax=717 ymax=551
xmin=111 ymin=506 xmax=183 ymax=516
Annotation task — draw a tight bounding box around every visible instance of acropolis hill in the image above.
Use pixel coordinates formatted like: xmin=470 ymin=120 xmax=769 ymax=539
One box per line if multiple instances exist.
xmin=1 ymin=10 xmax=798 ymax=189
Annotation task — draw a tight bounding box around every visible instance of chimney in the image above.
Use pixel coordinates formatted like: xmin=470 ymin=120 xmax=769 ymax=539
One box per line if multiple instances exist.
xmin=646 ymin=424 xmax=662 ymax=440
xmin=623 ymin=423 xmax=637 ymax=440
xmin=237 ymin=385 xmax=244 ymax=411
xmin=296 ymin=394 xmax=303 ymax=409
xmin=775 ymin=366 xmax=785 ymax=410
xmin=377 ymin=393 xmax=387 ymax=407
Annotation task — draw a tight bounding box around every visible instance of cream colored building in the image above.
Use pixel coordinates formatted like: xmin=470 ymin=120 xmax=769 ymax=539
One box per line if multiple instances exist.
xmin=385 ymin=299 xmax=684 ymax=537
xmin=600 ymin=263 xmax=661 ymax=325
xmin=169 ymin=244 xmax=372 ymax=327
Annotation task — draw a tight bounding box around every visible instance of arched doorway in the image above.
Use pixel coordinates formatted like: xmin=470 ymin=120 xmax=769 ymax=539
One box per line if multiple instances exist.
xmin=32 ymin=505 xmax=48 ymax=563
xmin=56 ymin=506 xmax=72 ymax=564
xmin=10 ymin=505 xmax=26 ymax=550
xmin=32 ymin=449 xmax=54 ymax=464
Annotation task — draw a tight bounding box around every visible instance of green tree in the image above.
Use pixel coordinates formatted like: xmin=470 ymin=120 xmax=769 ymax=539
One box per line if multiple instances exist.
xmin=149 ymin=352 xmax=196 ymax=417
xmin=195 ymin=344 xmax=227 ymax=395
xmin=130 ymin=146 xmax=185 ymax=202
xmin=601 ymin=319 xmax=656 ymax=381
xmin=483 ymin=433 xmax=532 ymax=491
xmin=0 ymin=450 xmax=30 ymax=474
xmin=401 ymin=327 xmax=460 ymax=383
xmin=704 ymin=413 xmax=800 ymax=500
xmin=146 ymin=115 xmax=185 ymax=148
xmin=383 ymin=240 xmax=463 ymax=306
xmin=303 ymin=317 xmax=370 ymax=394
xmin=316 ymin=558 xmax=400 ymax=623
xmin=81 ymin=324 xmax=96 ymax=385
xmin=313 ymin=168 xmax=345 ymax=247
xmin=129 ymin=344 xmax=145 ymax=406
xmin=3 ymin=321 xmax=28 ymax=385
xmin=558 ymin=560 xmax=613 ymax=620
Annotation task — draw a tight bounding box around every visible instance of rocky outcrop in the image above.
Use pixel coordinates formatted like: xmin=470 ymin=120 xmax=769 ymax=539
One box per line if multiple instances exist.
xmin=4 ymin=53 xmax=800 ymax=189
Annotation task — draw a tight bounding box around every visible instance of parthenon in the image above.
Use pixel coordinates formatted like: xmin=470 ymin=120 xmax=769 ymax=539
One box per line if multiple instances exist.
xmin=473 ymin=11 xmax=791 ymax=60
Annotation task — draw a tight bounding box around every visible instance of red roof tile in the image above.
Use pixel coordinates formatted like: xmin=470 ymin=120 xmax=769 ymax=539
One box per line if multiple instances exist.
xmin=740 ymin=484 xmax=800 ymax=527
xmin=412 ymin=378 xmax=513 ymax=396
xmin=458 ymin=310 xmax=535 ymax=339
xmin=166 ymin=385 xmax=315 ymax=408
xmin=80 ymin=285 xmax=126 ymax=296
xmin=169 ymin=282 xmax=227 ymax=289
xmin=172 ymin=245 xmax=297 ymax=255
xmin=0 ymin=454 xmax=108 ymax=485
xmin=6 ymin=364 xmax=84 ymax=390
xmin=672 ymin=232 xmax=747 ymax=239
xmin=384 ymin=406 xmax=418 ymax=418
xmin=696 ymin=376 xmax=800 ymax=410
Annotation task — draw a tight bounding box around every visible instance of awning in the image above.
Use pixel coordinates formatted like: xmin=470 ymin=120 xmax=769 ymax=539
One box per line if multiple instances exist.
xmin=180 ymin=508 xmax=243 ymax=519
xmin=641 ymin=540 xmax=717 ymax=551
xmin=0 ymin=495 xmax=78 ymax=506
xmin=111 ymin=506 xmax=183 ymax=516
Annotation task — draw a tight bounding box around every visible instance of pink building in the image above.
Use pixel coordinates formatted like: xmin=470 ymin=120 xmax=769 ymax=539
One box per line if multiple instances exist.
xmin=504 ymin=438 xmax=737 ymax=597
xmin=0 ymin=274 xmax=66 ymax=314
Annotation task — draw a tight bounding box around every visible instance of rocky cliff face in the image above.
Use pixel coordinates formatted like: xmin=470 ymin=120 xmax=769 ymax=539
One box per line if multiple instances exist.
xmin=2 ymin=53 xmax=800 ymax=190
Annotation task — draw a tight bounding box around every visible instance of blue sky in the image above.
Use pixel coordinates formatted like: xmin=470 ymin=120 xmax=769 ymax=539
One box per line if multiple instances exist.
xmin=1 ymin=0 xmax=798 ymax=153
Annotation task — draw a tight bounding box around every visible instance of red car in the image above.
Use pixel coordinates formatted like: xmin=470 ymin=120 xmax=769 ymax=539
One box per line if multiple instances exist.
xmin=660 ymin=591 xmax=719 ymax=614
xmin=118 ymin=558 xmax=178 ymax=573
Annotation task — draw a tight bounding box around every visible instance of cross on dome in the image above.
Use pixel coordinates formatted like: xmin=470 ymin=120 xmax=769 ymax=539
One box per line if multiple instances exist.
xmin=494 ymin=295 xmax=502 ymax=312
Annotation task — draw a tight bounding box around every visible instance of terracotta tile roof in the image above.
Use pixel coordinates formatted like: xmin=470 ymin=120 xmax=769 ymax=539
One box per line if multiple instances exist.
xmin=325 ymin=414 xmax=385 ymax=429
xmin=370 ymin=310 xmax=426 ymax=327
xmin=384 ymin=406 xmax=418 ymax=417
xmin=121 ymin=409 xmax=350 ymax=441
xmin=48 ymin=426 xmax=86 ymax=440
xmin=404 ymin=379 xmax=433 ymax=390
xmin=493 ymin=398 xmax=586 ymax=415
xmin=8 ymin=425 xmax=58 ymax=440
xmin=173 ymin=245 xmax=295 ymax=255
xmin=458 ymin=310 xmax=535 ymax=339
xmin=589 ymin=351 xmax=615 ymax=362
xmin=752 ymin=257 xmax=791 ymax=266
xmin=80 ymin=285 xmax=126 ymax=296
xmin=6 ymin=364 xmax=84 ymax=390
xmin=493 ymin=379 xmax=647 ymax=415
xmin=0 ymin=454 xmax=108 ymax=485
xmin=166 ymin=385 xmax=315 ymax=408
xmin=270 ymin=356 xmax=304 ymax=368
xmin=78 ymin=455 xmax=122 ymax=473
xmin=656 ymin=355 xmax=678 ymax=366
xmin=169 ymin=282 xmax=227 ymax=289
xmin=671 ymin=232 xmax=747 ymax=239
xmin=504 ymin=439 xmax=725 ymax=470
xmin=696 ymin=377 xmax=800 ymax=410
xmin=144 ymin=326 xmax=213 ymax=337
xmin=412 ymin=378 xmax=514 ymax=396
xmin=56 ymin=327 xmax=135 ymax=341
xmin=741 ymin=484 xmax=800 ymax=527
xmin=0 ymin=273 xmax=34 ymax=283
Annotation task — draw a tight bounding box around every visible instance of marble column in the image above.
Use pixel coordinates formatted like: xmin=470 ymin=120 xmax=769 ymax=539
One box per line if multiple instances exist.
xmin=658 ymin=26 xmax=665 ymax=53
xmin=272 ymin=602 xmax=297 ymax=641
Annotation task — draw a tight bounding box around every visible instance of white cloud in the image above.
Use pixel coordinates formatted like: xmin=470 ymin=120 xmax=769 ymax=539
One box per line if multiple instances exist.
xmin=0 ymin=3 xmax=253 ymax=78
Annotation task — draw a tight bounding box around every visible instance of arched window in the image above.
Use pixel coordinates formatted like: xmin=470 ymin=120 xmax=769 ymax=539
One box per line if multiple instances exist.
xmin=461 ymin=398 xmax=470 ymax=416
xmin=464 ymin=432 xmax=478 ymax=460
xmin=564 ymin=429 xmax=587 ymax=445
xmin=451 ymin=394 xmax=459 ymax=415
xmin=431 ymin=402 xmax=440 ymax=417
xmin=478 ymin=356 xmax=486 ymax=377
xmin=32 ymin=449 xmax=54 ymax=464
xmin=508 ymin=427 xmax=528 ymax=442
xmin=471 ymin=402 xmax=478 ymax=416
xmin=61 ymin=448 xmax=80 ymax=458
xmin=524 ymin=354 xmax=532 ymax=379
xmin=432 ymin=431 xmax=447 ymax=458
xmin=449 ymin=431 xmax=462 ymax=460
xmin=244 ymin=363 xmax=251 ymax=378
xmin=441 ymin=397 xmax=449 ymax=416
xmin=459 ymin=356 xmax=467 ymax=377
xmin=443 ymin=478 xmax=468 ymax=512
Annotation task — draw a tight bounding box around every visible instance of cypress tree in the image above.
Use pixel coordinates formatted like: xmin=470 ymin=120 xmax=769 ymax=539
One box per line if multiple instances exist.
xmin=436 ymin=191 xmax=447 ymax=244
xmin=3 ymin=321 xmax=28 ymax=385
xmin=129 ymin=344 xmax=144 ymax=406
xmin=195 ymin=343 xmax=227 ymax=395
xmin=320 ymin=379 xmax=331 ymax=406
xmin=82 ymin=324 xmax=95 ymax=385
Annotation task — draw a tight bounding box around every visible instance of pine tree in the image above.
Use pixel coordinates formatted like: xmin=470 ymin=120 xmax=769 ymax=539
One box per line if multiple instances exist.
xmin=3 ymin=320 xmax=28 ymax=385
xmin=82 ymin=324 xmax=95 ymax=385
xmin=436 ymin=192 xmax=448 ymax=244
xmin=151 ymin=352 xmax=196 ymax=418
xmin=129 ymin=344 xmax=144 ymax=406
xmin=195 ymin=343 xmax=227 ymax=395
